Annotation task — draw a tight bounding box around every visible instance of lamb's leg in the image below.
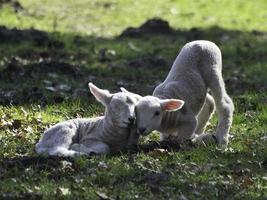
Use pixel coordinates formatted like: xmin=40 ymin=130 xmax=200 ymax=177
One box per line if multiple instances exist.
xmin=36 ymin=122 xmax=78 ymax=157
xmin=70 ymin=142 xmax=110 ymax=155
xmin=48 ymin=147 xmax=84 ymax=157
xmin=209 ymin=72 xmax=234 ymax=146
xmin=195 ymin=93 xmax=215 ymax=134
xmin=122 ymin=127 xmax=139 ymax=152
xmin=193 ymin=79 xmax=233 ymax=146
xmin=193 ymin=42 xmax=234 ymax=146
xmin=126 ymin=126 xmax=139 ymax=148
xmin=161 ymin=113 xmax=197 ymax=142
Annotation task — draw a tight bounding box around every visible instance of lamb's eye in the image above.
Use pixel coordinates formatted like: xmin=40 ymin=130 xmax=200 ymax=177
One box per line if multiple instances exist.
xmin=154 ymin=111 xmax=160 ymax=116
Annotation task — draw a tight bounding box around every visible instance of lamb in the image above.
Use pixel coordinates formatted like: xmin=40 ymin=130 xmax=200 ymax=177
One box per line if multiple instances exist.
xmin=122 ymin=40 xmax=234 ymax=147
xmin=35 ymin=83 xmax=140 ymax=157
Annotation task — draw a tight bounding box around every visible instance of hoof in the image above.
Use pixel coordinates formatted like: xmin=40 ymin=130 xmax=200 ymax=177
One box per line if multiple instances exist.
xmin=192 ymin=133 xmax=217 ymax=146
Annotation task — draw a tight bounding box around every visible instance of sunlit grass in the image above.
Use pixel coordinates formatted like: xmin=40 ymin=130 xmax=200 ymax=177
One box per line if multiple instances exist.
xmin=1 ymin=0 xmax=267 ymax=37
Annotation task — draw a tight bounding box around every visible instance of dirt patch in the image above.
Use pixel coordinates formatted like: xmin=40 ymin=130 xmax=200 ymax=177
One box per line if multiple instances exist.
xmin=119 ymin=18 xmax=206 ymax=40
xmin=1 ymin=58 xmax=84 ymax=78
xmin=126 ymin=54 xmax=168 ymax=69
xmin=0 ymin=0 xmax=23 ymax=12
xmin=0 ymin=156 xmax=76 ymax=170
xmin=122 ymin=139 xmax=195 ymax=155
xmin=0 ymin=56 xmax=93 ymax=104
xmin=138 ymin=139 xmax=195 ymax=153
xmin=0 ymin=65 xmax=126 ymax=105
xmin=0 ymin=26 xmax=64 ymax=47
xmin=119 ymin=19 xmax=266 ymax=44
xmin=120 ymin=18 xmax=174 ymax=37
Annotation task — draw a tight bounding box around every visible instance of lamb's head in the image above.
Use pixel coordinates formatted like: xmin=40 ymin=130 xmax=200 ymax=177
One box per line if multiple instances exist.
xmin=89 ymin=83 xmax=138 ymax=128
xmin=135 ymin=96 xmax=184 ymax=135
xmin=119 ymin=88 xmax=184 ymax=136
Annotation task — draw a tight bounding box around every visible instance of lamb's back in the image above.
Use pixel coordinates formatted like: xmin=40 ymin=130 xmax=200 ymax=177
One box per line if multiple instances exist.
xmin=153 ymin=40 xmax=221 ymax=114
xmin=72 ymin=117 xmax=104 ymax=142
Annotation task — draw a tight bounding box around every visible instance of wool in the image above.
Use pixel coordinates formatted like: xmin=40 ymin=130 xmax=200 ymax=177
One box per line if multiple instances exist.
xmin=125 ymin=40 xmax=234 ymax=146
xmin=36 ymin=83 xmax=139 ymax=157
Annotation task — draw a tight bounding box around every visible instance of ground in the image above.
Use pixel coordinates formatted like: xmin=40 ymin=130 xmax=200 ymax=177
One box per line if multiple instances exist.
xmin=0 ymin=0 xmax=266 ymax=199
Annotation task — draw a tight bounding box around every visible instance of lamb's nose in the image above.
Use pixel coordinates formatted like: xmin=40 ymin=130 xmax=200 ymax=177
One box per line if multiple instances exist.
xmin=128 ymin=116 xmax=135 ymax=123
xmin=138 ymin=127 xmax=146 ymax=134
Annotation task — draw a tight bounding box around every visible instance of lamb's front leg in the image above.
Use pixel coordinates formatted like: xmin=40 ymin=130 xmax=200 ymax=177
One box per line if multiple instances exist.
xmin=126 ymin=126 xmax=139 ymax=149
xmin=196 ymin=93 xmax=215 ymax=134
xmin=161 ymin=114 xmax=197 ymax=142
xmin=70 ymin=142 xmax=110 ymax=155
xmin=191 ymin=132 xmax=217 ymax=146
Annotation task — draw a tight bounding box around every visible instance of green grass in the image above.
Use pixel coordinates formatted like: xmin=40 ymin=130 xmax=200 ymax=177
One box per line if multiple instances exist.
xmin=0 ymin=0 xmax=267 ymax=199
xmin=1 ymin=0 xmax=267 ymax=35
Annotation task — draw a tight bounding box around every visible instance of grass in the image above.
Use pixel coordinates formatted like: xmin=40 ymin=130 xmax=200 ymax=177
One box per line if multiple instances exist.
xmin=0 ymin=0 xmax=267 ymax=199
xmin=1 ymin=0 xmax=267 ymax=35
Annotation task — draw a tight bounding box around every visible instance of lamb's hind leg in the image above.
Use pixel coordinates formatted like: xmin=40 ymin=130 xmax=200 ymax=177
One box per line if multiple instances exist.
xmin=36 ymin=122 xmax=79 ymax=157
xmin=192 ymin=83 xmax=233 ymax=146
xmin=70 ymin=142 xmax=110 ymax=155
xmin=195 ymin=93 xmax=215 ymax=134
xmin=48 ymin=147 xmax=84 ymax=157
xmin=209 ymin=74 xmax=234 ymax=146
xmin=192 ymin=41 xmax=233 ymax=146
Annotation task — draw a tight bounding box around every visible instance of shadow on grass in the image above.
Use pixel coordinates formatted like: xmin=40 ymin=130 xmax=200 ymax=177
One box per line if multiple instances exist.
xmin=1 ymin=18 xmax=267 ymax=106
xmin=0 ymin=139 xmax=193 ymax=169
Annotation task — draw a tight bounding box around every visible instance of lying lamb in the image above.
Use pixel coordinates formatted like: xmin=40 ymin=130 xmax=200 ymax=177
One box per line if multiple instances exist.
xmin=122 ymin=40 xmax=234 ymax=147
xmin=36 ymin=83 xmax=140 ymax=157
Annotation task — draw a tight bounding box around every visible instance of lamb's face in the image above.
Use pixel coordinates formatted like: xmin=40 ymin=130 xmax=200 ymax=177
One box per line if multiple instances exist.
xmin=135 ymin=96 xmax=185 ymax=136
xmin=88 ymin=82 xmax=139 ymax=128
xmin=108 ymin=93 xmax=137 ymax=128
xmin=135 ymin=96 xmax=163 ymax=135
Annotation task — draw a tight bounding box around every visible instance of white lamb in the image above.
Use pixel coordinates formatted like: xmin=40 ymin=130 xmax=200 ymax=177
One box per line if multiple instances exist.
xmin=122 ymin=40 xmax=234 ymax=146
xmin=35 ymin=83 xmax=140 ymax=157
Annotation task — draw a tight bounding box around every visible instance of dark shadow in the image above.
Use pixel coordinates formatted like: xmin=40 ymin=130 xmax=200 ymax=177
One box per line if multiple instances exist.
xmin=0 ymin=139 xmax=193 ymax=170
xmin=1 ymin=18 xmax=267 ymax=105
xmin=0 ymin=155 xmax=76 ymax=170
xmin=0 ymin=0 xmax=23 ymax=12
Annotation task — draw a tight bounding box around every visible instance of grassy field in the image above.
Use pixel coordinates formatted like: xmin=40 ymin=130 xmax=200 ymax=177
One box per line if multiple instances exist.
xmin=0 ymin=0 xmax=267 ymax=199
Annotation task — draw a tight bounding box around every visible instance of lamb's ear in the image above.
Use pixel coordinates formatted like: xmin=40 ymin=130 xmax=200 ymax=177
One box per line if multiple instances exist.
xmin=89 ymin=82 xmax=112 ymax=106
xmin=160 ymin=99 xmax=184 ymax=112
xmin=120 ymin=87 xmax=142 ymax=100
xmin=120 ymin=87 xmax=129 ymax=93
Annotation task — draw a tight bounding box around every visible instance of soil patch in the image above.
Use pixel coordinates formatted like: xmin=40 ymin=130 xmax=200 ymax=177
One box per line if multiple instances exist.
xmin=0 ymin=156 xmax=76 ymax=170
xmin=138 ymin=139 xmax=195 ymax=153
xmin=120 ymin=18 xmax=174 ymax=37
xmin=0 ymin=26 xmax=63 ymax=47
xmin=0 ymin=0 xmax=23 ymax=12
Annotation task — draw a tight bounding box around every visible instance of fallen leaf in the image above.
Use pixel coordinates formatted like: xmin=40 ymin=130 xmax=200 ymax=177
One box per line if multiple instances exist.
xmin=241 ymin=176 xmax=253 ymax=188
xmin=148 ymin=148 xmax=170 ymax=157
xmin=98 ymin=161 xmax=108 ymax=169
xmin=128 ymin=42 xmax=141 ymax=52
xmin=95 ymin=191 xmax=114 ymax=200
xmin=57 ymin=187 xmax=71 ymax=196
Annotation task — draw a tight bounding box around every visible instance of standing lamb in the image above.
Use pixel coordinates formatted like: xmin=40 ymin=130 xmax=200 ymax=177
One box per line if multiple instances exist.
xmin=35 ymin=83 xmax=140 ymax=157
xmin=123 ymin=40 xmax=234 ymax=147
